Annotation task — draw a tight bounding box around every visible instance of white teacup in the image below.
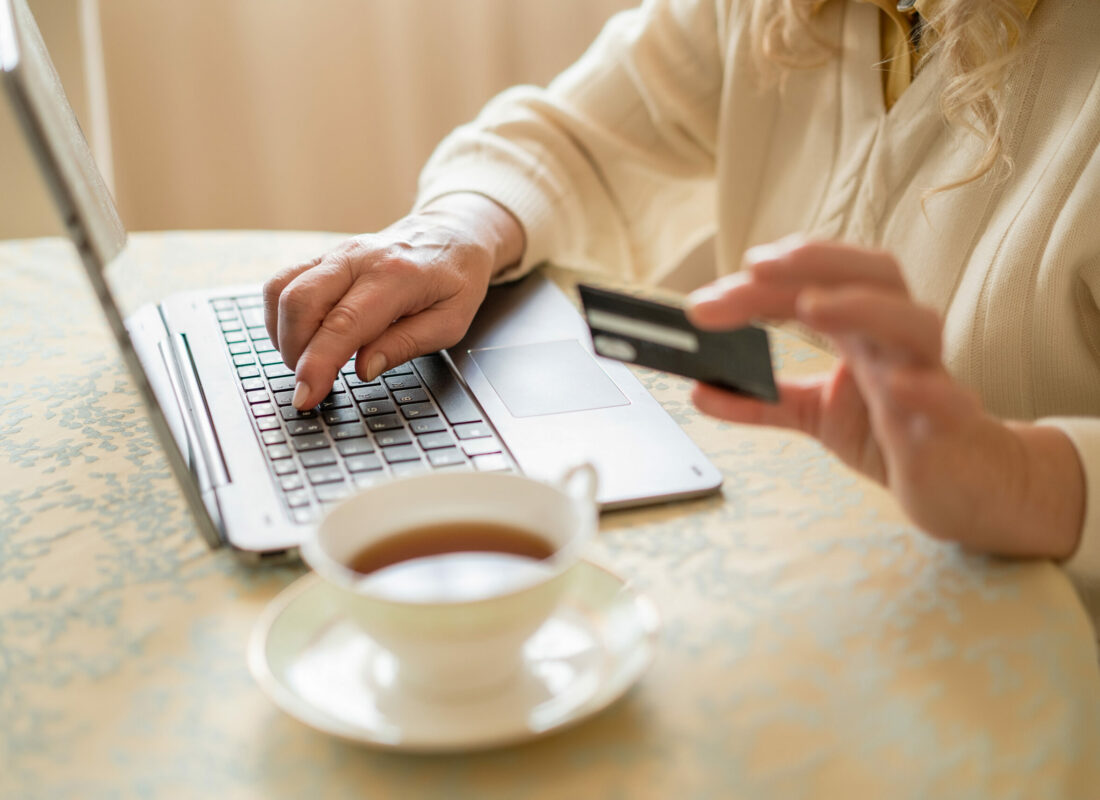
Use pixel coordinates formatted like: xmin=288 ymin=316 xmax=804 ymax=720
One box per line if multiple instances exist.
xmin=301 ymin=464 xmax=598 ymax=699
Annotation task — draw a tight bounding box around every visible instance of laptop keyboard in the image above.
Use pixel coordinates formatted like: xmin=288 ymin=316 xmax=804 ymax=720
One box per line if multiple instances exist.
xmin=213 ymin=295 xmax=514 ymax=523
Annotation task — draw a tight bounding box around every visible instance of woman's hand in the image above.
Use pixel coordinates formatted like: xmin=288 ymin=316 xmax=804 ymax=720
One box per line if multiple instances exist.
xmin=686 ymin=237 xmax=1084 ymax=560
xmin=263 ymin=193 xmax=524 ymax=410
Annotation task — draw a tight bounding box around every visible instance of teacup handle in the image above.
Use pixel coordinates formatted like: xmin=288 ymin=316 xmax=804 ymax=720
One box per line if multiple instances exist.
xmin=558 ymin=462 xmax=599 ymax=506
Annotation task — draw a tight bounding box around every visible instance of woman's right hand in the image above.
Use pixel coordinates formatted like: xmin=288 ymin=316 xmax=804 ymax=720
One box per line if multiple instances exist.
xmin=262 ymin=193 xmax=524 ymax=410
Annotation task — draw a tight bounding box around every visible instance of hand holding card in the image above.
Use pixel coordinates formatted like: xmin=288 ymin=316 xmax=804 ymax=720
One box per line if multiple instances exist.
xmin=578 ymin=284 xmax=778 ymax=403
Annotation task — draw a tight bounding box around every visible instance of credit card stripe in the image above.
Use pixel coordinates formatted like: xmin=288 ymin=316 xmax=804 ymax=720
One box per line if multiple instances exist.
xmin=585 ymin=308 xmax=699 ymax=353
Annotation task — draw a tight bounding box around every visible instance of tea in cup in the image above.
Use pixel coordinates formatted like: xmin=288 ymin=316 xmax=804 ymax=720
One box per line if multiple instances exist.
xmin=300 ymin=464 xmax=598 ymax=699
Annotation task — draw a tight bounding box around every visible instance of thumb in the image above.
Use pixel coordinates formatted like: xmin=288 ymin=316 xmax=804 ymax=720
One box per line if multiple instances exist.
xmin=354 ymin=307 xmax=472 ymax=381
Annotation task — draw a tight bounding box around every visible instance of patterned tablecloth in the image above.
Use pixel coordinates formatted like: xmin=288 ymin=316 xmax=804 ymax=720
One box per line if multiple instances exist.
xmin=2 ymin=232 xmax=1099 ymax=799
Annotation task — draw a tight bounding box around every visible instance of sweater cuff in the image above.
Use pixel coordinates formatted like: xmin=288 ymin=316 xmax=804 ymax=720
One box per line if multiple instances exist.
xmin=1036 ymin=416 xmax=1100 ymax=622
xmin=413 ymin=159 xmax=562 ymax=285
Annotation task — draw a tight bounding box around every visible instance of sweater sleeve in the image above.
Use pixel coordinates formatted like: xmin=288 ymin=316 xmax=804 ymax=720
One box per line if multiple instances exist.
xmin=413 ymin=0 xmax=728 ymax=285
xmin=1036 ymin=418 xmax=1100 ymax=621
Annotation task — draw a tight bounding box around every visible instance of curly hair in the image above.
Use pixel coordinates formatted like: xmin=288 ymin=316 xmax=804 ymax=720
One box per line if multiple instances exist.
xmin=747 ymin=0 xmax=1030 ymax=193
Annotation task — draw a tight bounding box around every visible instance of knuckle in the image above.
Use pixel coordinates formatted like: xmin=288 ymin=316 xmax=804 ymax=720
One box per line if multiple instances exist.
xmin=320 ymin=304 xmax=361 ymax=339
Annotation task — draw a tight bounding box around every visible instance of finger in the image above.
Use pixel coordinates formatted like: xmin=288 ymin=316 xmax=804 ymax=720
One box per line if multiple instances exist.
xmin=276 ymin=257 xmax=361 ymax=369
xmin=746 ymin=239 xmax=908 ymax=294
xmin=685 ymin=271 xmax=802 ymax=330
xmin=797 ymin=286 xmax=942 ymax=366
xmin=691 ymin=379 xmax=823 ymax=436
xmin=262 ymin=256 xmax=322 ymax=346
xmin=294 ymin=305 xmax=468 ymax=409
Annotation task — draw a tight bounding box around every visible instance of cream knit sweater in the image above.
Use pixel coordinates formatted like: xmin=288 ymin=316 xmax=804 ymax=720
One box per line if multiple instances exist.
xmin=415 ymin=0 xmax=1100 ymax=619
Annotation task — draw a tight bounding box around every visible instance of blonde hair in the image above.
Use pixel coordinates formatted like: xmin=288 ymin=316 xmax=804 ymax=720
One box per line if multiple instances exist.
xmin=748 ymin=0 xmax=1029 ymax=193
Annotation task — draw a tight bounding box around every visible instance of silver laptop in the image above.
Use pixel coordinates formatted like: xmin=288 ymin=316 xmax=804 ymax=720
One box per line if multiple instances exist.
xmin=0 ymin=0 xmax=722 ymax=560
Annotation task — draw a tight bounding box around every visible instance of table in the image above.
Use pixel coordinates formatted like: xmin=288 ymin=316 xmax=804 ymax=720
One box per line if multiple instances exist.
xmin=3 ymin=232 xmax=1099 ymax=799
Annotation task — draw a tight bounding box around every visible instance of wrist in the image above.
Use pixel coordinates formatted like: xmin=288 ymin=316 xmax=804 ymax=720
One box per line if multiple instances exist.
xmin=418 ymin=193 xmax=526 ymax=278
xmin=999 ymin=422 xmax=1085 ymax=560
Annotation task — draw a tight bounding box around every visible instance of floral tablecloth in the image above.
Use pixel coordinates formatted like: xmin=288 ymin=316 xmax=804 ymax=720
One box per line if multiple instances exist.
xmin=2 ymin=232 xmax=1098 ymax=799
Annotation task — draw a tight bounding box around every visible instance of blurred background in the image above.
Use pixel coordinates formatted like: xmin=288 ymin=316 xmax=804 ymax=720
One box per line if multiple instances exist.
xmin=0 ymin=0 xmax=636 ymax=240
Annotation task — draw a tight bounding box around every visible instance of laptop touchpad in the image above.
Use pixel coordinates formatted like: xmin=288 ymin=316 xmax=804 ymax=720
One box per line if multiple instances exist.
xmin=469 ymin=339 xmax=629 ymax=418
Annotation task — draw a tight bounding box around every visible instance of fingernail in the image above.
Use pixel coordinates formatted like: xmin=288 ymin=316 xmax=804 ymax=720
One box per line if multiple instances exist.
xmin=292 ymin=380 xmax=311 ymax=410
xmin=796 ymin=288 xmax=825 ymax=318
xmin=364 ymin=353 xmax=387 ymax=382
xmin=686 ymin=285 xmax=724 ymax=308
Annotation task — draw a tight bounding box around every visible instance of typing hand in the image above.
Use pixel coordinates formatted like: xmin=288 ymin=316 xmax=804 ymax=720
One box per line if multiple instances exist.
xmin=685 ymin=237 xmax=1083 ymax=559
xmin=263 ymin=194 xmax=523 ymax=410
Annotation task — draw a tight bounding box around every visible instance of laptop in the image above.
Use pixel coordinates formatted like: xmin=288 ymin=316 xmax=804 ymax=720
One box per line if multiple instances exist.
xmin=0 ymin=0 xmax=722 ymax=561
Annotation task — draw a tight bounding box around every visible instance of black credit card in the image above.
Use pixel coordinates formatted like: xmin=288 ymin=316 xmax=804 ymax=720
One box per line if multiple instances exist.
xmin=578 ymin=283 xmax=779 ymax=403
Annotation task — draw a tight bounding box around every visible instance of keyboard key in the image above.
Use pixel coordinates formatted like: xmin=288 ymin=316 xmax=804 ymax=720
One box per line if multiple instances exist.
xmin=413 ymin=354 xmax=483 ymax=424
xmin=345 ymin=453 xmax=383 ymax=472
xmin=382 ymin=444 xmax=421 ymax=464
xmin=409 ymin=417 xmax=447 ymax=435
xmin=285 ymin=489 xmax=310 ymax=508
xmin=366 ymin=414 xmax=403 ymax=432
xmin=241 ymin=377 xmax=265 ymax=392
xmin=453 ymin=422 xmax=493 ymax=440
xmin=256 ymin=417 xmax=281 ymax=432
xmin=374 ymin=429 xmax=411 ymax=447
xmin=400 ymin=402 xmax=436 ymax=420
xmin=315 ymin=482 xmax=351 ymax=504
xmin=322 ymin=408 xmax=359 ymax=426
xmin=341 ymin=362 xmax=359 ymax=375
xmin=358 ymin=400 xmax=395 ymax=417
xmin=228 ymin=342 xmax=252 ymax=355
xmin=281 ymin=406 xmax=318 ymax=421
xmin=212 ymin=299 xmax=234 ymax=312
xmin=329 ymin=422 xmax=368 ymax=441
xmin=279 ymin=474 xmax=304 ymax=491
xmin=461 ymin=438 xmax=503 ymax=457
xmin=220 ymin=320 xmax=242 ymax=333
xmin=292 ymin=433 xmax=330 ymax=451
xmin=245 ymin=390 xmax=269 ymax=405
xmin=383 ymin=363 xmax=414 ymax=377
xmin=237 ymin=366 xmax=261 ymax=379
xmin=259 ymin=351 xmax=285 ymax=366
xmin=291 ymin=507 xmax=315 ymax=524
xmin=472 ymin=453 xmax=510 ymax=472
xmin=336 ymin=438 xmax=374 ymax=456
xmin=238 ymin=295 xmax=264 ymax=309
xmin=261 ymin=430 xmax=286 ymax=446
xmin=224 ymin=330 xmax=247 ymax=344
xmin=417 ymin=431 xmax=456 ymax=450
xmin=390 ymin=461 xmax=429 ymax=478
xmin=233 ymin=354 xmax=256 ymax=367
xmin=392 ymin=387 xmax=429 ymax=404
xmin=265 ymin=364 xmax=295 ymax=379
xmin=274 ymin=390 xmax=295 ymax=406
xmin=249 ymin=326 xmax=268 ymax=341
xmin=427 ymin=448 xmax=466 ymax=468
xmin=384 ymin=374 xmax=421 ymax=391
xmin=300 ymin=449 xmax=337 ymax=468
xmin=319 ymin=393 xmax=352 ymax=411
xmin=266 ymin=444 xmax=293 ymax=460
xmin=254 ymin=339 xmax=277 ymax=353
xmin=286 ymin=418 xmax=324 ymax=436
xmin=344 ymin=374 xmax=379 ymax=389
xmin=269 ymin=376 xmax=296 ymax=392
xmin=306 ymin=465 xmax=344 ymax=485
xmin=272 ymin=459 xmax=298 ymax=475
xmin=242 ymin=308 xmax=266 ymax=328
xmin=352 ymin=385 xmax=388 ymax=403
xmin=351 ymin=472 xmax=387 ymax=489
xmin=251 ymin=403 xmax=276 ymax=418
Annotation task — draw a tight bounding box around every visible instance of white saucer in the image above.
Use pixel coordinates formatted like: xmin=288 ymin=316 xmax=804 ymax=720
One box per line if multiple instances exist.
xmin=248 ymin=560 xmax=660 ymax=753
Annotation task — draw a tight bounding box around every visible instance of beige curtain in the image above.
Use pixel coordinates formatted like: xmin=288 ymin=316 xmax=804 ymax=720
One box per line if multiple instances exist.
xmin=1 ymin=0 xmax=636 ymax=240
xmin=98 ymin=0 xmax=637 ymax=235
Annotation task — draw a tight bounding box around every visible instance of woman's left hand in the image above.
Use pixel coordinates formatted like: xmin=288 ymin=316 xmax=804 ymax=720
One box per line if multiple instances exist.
xmin=685 ymin=237 xmax=1084 ymax=560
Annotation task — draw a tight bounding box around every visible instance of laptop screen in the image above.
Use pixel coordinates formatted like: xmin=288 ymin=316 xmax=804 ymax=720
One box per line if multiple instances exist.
xmin=0 ymin=0 xmax=125 ymax=270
